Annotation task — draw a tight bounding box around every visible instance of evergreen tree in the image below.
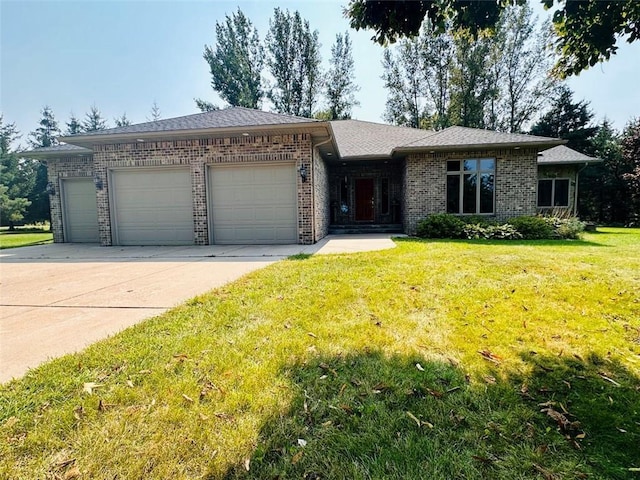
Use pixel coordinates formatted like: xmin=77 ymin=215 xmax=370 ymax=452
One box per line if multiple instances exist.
xmin=26 ymin=107 xmax=60 ymax=223
xmin=28 ymin=106 xmax=60 ymax=148
xmin=114 ymin=113 xmax=131 ymax=127
xmin=83 ymin=106 xmax=108 ymax=132
xmin=194 ymin=99 xmax=220 ymax=112
xmin=621 ymin=118 xmax=640 ymax=224
xmin=66 ymin=114 xmax=83 ymax=135
xmin=202 ymin=8 xmax=263 ymax=109
xmin=265 ymin=8 xmax=322 ymax=117
xmin=147 ymin=101 xmax=161 ymax=122
xmin=529 ymin=85 xmax=597 ymax=153
xmin=325 ymin=32 xmax=359 ymax=120
xmin=0 ymin=117 xmax=32 ymax=229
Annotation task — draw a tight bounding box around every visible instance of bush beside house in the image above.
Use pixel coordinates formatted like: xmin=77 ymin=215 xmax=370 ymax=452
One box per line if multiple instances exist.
xmin=416 ymin=214 xmax=585 ymax=240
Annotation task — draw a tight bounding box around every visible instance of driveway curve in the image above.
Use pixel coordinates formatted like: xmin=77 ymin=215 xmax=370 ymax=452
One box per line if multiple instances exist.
xmin=0 ymin=235 xmax=397 ymax=382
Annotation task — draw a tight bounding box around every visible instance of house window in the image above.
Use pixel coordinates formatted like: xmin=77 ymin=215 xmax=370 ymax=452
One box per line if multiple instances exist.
xmin=447 ymin=158 xmax=495 ymax=214
xmin=380 ymin=178 xmax=390 ymax=215
xmin=538 ymin=178 xmax=569 ymax=207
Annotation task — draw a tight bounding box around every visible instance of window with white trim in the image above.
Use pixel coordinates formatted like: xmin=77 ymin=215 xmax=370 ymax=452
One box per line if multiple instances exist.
xmin=447 ymin=158 xmax=495 ymax=214
xmin=537 ymin=178 xmax=569 ymax=207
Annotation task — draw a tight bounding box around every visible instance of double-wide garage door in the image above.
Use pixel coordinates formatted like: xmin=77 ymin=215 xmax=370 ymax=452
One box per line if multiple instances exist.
xmin=209 ymin=164 xmax=297 ymax=244
xmin=110 ymin=168 xmax=194 ymax=245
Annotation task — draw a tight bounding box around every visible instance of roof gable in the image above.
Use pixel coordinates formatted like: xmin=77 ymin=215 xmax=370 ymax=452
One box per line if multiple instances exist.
xmin=538 ymin=145 xmax=600 ymax=164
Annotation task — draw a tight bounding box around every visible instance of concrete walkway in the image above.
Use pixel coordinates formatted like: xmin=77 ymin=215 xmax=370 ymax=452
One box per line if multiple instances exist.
xmin=0 ymin=235 xmax=398 ymax=383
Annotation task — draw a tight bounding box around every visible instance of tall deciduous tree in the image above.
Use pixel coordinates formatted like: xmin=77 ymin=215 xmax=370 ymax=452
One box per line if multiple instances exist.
xmin=83 ymin=106 xmax=108 ymax=132
xmin=346 ymin=0 xmax=640 ymax=78
xmin=325 ymin=32 xmax=359 ymax=120
xmin=265 ymin=8 xmax=322 ymax=117
xmin=0 ymin=117 xmax=32 ymax=228
xmin=202 ymin=8 xmax=263 ymax=109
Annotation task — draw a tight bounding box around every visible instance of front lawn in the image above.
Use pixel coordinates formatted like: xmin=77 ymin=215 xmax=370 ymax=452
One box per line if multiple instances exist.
xmin=1 ymin=228 xmax=639 ymax=479
xmin=0 ymin=226 xmax=52 ymax=249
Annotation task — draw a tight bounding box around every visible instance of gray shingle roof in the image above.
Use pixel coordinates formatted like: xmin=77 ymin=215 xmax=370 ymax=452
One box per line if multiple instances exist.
xmin=399 ymin=125 xmax=563 ymax=150
xmin=538 ymin=145 xmax=600 ymax=164
xmin=330 ymin=119 xmax=435 ymax=159
xmin=19 ymin=143 xmax=92 ymax=157
xmin=62 ymin=107 xmax=317 ymax=138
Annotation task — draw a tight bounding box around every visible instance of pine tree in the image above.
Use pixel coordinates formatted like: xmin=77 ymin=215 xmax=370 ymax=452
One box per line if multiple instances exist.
xmin=66 ymin=114 xmax=83 ymax=135
xmin=28 ymin=106 xmax=60 ymax=148
xmin=83 ymin=106 xmax=108 ymax=132
xmin=325 ymin=32 xmax=359 ymax=120
xmin=115 ymin=113 xmax=131 ymax=127
xmin=148 ymin=101 xmax=161 ymax=122
xmin=0 ymin=117 xmax=32 ymax=229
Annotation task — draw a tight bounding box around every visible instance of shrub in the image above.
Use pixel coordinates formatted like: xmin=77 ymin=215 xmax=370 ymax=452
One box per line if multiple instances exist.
xmin=459 ymin=215 xmax=497 ymax=227
xmin=545 ymin=217 xmax=585 ymax=239
xmin=507 ymin=216 xmax=554 ymax=240
xmin=416 ymin=214 xmax=465 ymax=238
xmin=463 ymin=223 xmax=523 ymax=240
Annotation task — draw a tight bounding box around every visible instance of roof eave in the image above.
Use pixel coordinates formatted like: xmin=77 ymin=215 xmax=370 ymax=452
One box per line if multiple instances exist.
xmin=538 ymin=158 xmax=602 ymax=165
xmin=393 ymin=139 xmax=566 ymax=154
xmin=18 ymin=149 xmax=93 ymax=158
xmin=58 ymin=121 xmax=328 ymax=147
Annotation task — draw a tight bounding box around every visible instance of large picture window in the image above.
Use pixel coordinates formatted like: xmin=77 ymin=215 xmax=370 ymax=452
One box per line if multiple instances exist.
xmin=447 ymin=158 xmax=495 ymax=214
xmin=538 ymin=178 xmax=569 ymax=207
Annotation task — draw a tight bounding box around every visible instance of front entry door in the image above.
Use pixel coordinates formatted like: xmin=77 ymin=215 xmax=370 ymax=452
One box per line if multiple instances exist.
xmin=355 ymin=178 xmax=375 ymax=221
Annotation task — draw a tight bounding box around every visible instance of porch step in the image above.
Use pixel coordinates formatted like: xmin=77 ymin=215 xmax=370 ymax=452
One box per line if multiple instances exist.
xmin=328 ymin=224 xmax=403 ymax=235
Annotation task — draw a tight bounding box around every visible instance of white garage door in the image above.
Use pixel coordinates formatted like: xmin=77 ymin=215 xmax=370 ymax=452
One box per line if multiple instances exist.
xmin=110 ymin=168 xmax=194 ymax=245
xmin=209 ymin=164 xmax=297 ymax=244
xmin=61 ymin=178 xmax=99 ymax=243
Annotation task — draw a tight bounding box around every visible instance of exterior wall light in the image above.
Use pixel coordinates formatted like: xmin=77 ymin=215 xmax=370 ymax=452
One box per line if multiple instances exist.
xmin=299 ymin=164 xmax=308 ymax=183
xmin=45 ymin=182 xmax=56 ymax=196
xmin=94 ymin=176 xmax=103 ymax=190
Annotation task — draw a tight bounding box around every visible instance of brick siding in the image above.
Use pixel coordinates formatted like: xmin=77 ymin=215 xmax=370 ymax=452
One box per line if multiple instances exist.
xmin=403 ymin=148 xmax=538 ymax=234
xmin=312 ymin=147 xmax=329 ymax=241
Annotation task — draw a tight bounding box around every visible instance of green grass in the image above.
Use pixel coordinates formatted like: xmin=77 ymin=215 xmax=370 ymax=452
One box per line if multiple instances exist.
xmin=0 ymin=226 xmax=52 ymax=249
xmin=1 ymin=228 xmax=639 ymax=479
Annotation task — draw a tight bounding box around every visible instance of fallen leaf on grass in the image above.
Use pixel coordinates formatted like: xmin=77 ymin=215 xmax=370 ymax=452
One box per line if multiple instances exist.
xmin=307 ymin=332 xmax=317 ymax=338
xmin=472 ymin=455 xmax=496 ymax=464
xmin=406 ymin=411 xmax=433 ymax=428
xmin=182 ymin=394 xmax=194 ymax=403
xmin=599 ymin=372 xmax=621 ymax=387
xmin=126 ymin=379 xmax=134 ymax=388
xmin=415 ymin=363 xmax=425 ymax=371
xmin=243 ymin=458 xmax=250 ymax=471
xmin=533 ymin=463 xmax=558 ymax=480
xmin=291 ymin=451 xmax=303 ymax=465
xmin=98 ymin=399 xmax=116 ymax=412
xmin=63 ymin=466 xmax=81 ymax=479
xmin=478 ymin=350 xmax=502 ymax=364
xmin=483 ymin=376 xmax=497 ymax=385
xmin=297 ymin=438 xmax=307 ymax=447
xmin=83 ymin=382 xmax=103 ymax=395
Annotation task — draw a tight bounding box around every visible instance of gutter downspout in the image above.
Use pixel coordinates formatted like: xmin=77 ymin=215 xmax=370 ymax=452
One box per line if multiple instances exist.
xmin=310 ymin=132 xmax=334 ymax=242
xmin=574 ymin=162 xmax=589 ymax=217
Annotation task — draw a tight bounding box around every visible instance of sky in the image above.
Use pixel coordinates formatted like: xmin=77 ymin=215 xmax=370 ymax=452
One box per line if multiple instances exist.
xmin=1 ymin=0 xmax=639 ymax=149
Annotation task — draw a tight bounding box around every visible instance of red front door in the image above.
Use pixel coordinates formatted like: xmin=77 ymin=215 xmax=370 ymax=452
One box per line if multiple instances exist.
xmin=355 ymin=178 xmax=375 ymax=221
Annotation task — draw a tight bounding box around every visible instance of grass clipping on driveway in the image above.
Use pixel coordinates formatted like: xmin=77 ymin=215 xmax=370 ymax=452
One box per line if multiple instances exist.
xmin=1 ymin=228 xmax=639 ymax=479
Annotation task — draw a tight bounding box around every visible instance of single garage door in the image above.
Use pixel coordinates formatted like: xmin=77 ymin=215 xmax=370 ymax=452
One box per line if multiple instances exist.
xmin=110 ymin=168 xmax=194 ymax=245
xmin=209 ymin=163 xmax=297 ymax=244
xmin=61 ymin=178 xmax=99 ymax=243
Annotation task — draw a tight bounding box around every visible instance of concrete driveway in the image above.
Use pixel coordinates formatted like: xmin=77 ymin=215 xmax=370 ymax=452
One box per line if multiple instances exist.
xmin=0 ymin=235 xmax=397 ymax=383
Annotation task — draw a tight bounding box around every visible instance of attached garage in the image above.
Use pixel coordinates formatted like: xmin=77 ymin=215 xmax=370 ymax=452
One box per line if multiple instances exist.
xmin=110 ymin=168 xmax=194 ymax=245
xmin=61 ymin=178 xmax=99 ymax=243
xmin=208 ymin=163 xmax=298 ymax=244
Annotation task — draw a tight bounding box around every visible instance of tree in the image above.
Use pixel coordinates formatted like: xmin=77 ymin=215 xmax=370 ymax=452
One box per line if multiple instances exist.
xmin=621 ymin=118 xmax=640 ymax=224
xmin=493 ymin=5 xmax=558 ymax=133
xmin=28 ymin=106 xmax=60 ymax=148
xmin=0 ymin=117 xmax=32 ymax=229
xmin=83 ymin=106 xmax=107 ymax=132
xmin=381 ymin=41 xmax=428 ymax=128
xmin=325 ymin=32 xmax=359 ymax=120
xmin=26 ymin=107 xmax=60 ymax=223
xmin=345 ymin=0 xmax=640 ymax=78
xmin=194 ymin=99 xmax=220 ymax=112
xmin=147 ymin=101 xmax=161 ymax=122
xmin=420 ymin=25 xmax=453 ymax=130
xmin=530 ymin=85 xmax=597 ymax=153
xmin=66 ymin=114 xmax=83 ymax=135
xmin=114 ymin=113 xmax=131 ymax=127
xmin=201 ymin=8 xmax=263 ymax=109
xmin=265 ymin=8 xmax=322 ymax=117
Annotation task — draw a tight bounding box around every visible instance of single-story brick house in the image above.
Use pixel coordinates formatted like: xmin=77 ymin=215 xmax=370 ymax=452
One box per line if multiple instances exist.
xmin=25 ymin=107 xmax=599 ymax=246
